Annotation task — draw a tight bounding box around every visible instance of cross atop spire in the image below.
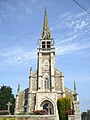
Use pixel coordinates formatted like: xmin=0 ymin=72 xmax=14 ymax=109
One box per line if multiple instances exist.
xmin=41 ymin=8 xmax=51 ymax=39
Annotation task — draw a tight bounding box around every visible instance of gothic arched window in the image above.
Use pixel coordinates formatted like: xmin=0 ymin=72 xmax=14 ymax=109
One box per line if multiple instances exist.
xmin=44 ymin=77 xmax=50 ymax=90
xmin=41 ymin=100 xmax=54 ymax=115
xmin=24 ymin=99 xmax=27 ymax=112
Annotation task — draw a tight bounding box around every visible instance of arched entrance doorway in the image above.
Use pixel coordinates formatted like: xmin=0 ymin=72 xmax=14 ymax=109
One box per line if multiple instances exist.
xmin=40 ymin=100 xmax=54 ymax=115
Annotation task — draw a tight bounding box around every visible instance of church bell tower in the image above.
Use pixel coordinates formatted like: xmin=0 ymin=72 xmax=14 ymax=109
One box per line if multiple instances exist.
xmin=15 ymin=8 xmax=81 ymax=120
xmin=37 ymin=9 xmax=55 ymax=92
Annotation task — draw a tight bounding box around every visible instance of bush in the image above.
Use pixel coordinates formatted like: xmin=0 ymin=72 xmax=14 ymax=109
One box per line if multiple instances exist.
xmin=57 ymin=97 xmax=72 ymax=120
xmin=16 ymin=110 xmax=48 ymax=115
xmin=0 ymin=110 xmax=9 ymax=115
xmin=34 ymin=110 xmax=48 ymax=115
xmin=29 ymin=113 xmax=36 ymax=115
xmin=66 ymin=108 xmax=75 ymax=115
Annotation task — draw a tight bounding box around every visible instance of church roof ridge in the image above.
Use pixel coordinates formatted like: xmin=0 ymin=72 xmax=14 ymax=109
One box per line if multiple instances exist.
xmin=19 ymin=88 xmax=29 ymax=95
xmin=65 ymin=87 xmax=74 ymax=94
xmin=55 ymin=68 xmax=64 ymax=77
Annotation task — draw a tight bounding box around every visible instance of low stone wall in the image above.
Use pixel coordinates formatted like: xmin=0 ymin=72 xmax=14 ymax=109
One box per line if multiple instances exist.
xmin=0 ymin=115 xmax=57 ymax=120
xmin=68 ymin=115 xmax=75 ymax=120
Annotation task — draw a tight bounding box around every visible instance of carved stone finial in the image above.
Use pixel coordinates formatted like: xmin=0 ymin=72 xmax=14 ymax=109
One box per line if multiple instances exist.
xmin=60 ymin=72 xmax=64 ymax=77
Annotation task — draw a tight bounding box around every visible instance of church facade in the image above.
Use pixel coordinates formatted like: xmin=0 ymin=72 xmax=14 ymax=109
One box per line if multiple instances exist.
xmin=15 ymin=9 xmax=81 ymax=120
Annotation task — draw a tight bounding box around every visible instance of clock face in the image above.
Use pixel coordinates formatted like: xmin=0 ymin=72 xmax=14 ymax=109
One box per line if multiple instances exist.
xmin=43 ymin=59 xmax=49 ymax=70
xmin=44 ymin=64 xmax=49 ymax=70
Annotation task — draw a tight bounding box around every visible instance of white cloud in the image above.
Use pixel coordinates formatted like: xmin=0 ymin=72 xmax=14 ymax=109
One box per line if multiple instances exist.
xmin=0 ymin=48 xmax=37 ymax=66
xmin=51 ymin=11 xmax=90 ymax=56
xmin=1 ymin=38 xmax=90 ymax=66
xmin=56 ymin=41 xmax=90 ymax=55
xmin=52 ymin=12 xmax=89 ymax=33
xmin=0 ymin=0 xmax=33 ymax=22
xmin=60 ymin=35 xmax=77 ymax=44
xmin=0 ymin=11 xmax=90 ymax=66
xmin=56 ymin=44 xmax=77 ymax=55
xmin=80 ymin=98 xmax=90 ymax=112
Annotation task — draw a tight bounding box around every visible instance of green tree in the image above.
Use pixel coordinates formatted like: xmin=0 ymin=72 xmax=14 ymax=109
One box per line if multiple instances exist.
xmin=0 ymin=85 xmax=15 ymax=114
xmin=81 ymin=112 xmax=87 ymax=120
xmin=57 ymin=97 xmax=71 ymax=120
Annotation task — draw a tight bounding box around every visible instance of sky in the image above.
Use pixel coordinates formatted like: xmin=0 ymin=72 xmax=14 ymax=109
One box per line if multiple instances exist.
xmin=0 ymin=0 xmax=90 ymax=113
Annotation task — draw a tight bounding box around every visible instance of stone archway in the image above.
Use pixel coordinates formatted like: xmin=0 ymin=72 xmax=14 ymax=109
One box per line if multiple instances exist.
xmin=40 ymin=100 xmax=54 ymax=115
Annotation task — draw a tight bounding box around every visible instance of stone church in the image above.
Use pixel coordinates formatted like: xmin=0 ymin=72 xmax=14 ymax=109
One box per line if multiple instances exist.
xmin=15 ymin=9 xmax=81 ymax=120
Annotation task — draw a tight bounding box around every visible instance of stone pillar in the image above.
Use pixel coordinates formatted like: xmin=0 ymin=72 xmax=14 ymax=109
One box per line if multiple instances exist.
xmin=27 ymin=93 xmax=31 ymax=113
xmin=29 ymin=67 xmax=33 ymax=91
xmin=73 ymin=82 xmax=81 ymax=120
xmin=14 ymin=84 xmax=20 ymax=114
xmin=55 ymin=95 xmax=59 ymax=120
xmin=73 ymin=100 xmax=81 ymax=120
xmin=60 ymin=72 xmax=65 ymax=97
xmin=27 ymin=68 xmax=33 ymax=113
xmin=14 ymin=94 xmax=19 ymax=114
xmin=38 ymin=53 xmax=42 ymax=90
xmin=50 ymin=52 xmax=55 ymax=91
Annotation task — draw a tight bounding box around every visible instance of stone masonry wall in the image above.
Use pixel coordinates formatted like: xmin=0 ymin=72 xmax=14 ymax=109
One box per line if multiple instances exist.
xmin=68 ymin=115 xmax=75 ymax=120
xmin=0 ymin=115 xmax=57 ymax=120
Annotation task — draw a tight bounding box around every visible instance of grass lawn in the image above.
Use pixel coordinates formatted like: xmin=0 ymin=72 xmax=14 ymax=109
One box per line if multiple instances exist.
xmin=0 ymin=118 xmax=17 ymax=120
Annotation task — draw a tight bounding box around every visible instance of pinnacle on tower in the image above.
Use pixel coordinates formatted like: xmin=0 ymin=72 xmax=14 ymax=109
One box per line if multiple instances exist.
xmin=73 ymin=81 xmax=78 ymax=101
xmin=30 ymin=67 xmax=32 ymax=72
xmin=74 ymin=81 xmax=76 ymax=94
xmin=17 ymin=83 xmax=20 ymax=94
xmin=41 ymin=8 xmax=51 ymax=39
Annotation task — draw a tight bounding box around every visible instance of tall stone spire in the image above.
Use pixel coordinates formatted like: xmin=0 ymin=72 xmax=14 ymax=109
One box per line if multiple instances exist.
xmin=43 ymin=8 xmax=49 ymax=31
xmin=41 ymin=8 xmax=51 ymax=39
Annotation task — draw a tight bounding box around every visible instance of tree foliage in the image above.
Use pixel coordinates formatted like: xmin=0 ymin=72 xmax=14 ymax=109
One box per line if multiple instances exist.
xmin=81 ymin=112 xmax=87 ymax=119
xmin=0 ymin=85 xmax=15 ymax=115
xmin=57 ymin=97 xmax=71 ymax=120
